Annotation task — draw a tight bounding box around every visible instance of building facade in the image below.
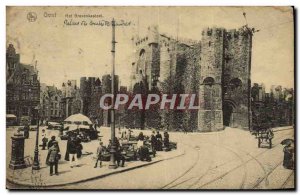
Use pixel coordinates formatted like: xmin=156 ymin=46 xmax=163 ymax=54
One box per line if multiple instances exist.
xmin=80 ymin=77 xmax=102 ymax=124
xmin=101 ymin=74 xmax=119 ymax=127
xmin=6 ymin=44 xmax=40 ymax=125
xmin=40 ymin=84 xmax=63 ymax=123
xmin=251 ymin=84 xmax=294 ymax=129
xmin=60 ymin=80 xmax=82 ymax=119
xmin=129 ymin=25 xmax=255 ymax=132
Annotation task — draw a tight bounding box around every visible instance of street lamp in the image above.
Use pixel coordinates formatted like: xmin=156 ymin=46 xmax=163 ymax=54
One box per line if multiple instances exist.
xmin=32 ymin=82 xmax=41 ymax=170
xmin=109 ymin=18 xmax=117 ymax=169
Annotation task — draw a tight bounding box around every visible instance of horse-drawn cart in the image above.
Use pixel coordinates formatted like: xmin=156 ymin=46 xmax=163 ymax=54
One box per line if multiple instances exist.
xmin=257 ymin=128 xmax=274 ymax=149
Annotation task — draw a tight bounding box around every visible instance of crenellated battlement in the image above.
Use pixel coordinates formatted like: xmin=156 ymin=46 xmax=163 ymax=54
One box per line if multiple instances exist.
xmin=129 ymin=25 xmax=254 ymax=132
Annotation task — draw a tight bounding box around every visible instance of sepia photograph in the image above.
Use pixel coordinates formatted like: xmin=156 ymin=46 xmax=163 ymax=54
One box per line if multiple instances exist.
xmin=5 ymin=6 xmax=295 ymax=190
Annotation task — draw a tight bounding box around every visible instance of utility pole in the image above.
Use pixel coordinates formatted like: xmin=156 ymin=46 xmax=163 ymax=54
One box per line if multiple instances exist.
xmin=32 ymin=80 xmax=40 ymax=170
xmin=109 ymin=18 xmax=117 ymax=169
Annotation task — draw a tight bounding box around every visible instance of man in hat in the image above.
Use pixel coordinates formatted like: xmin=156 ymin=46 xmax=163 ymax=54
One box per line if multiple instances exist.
xmin=48 ymin=136 xmax=59 ymax=150
xmin=150 ymin=131 xmax=157 ymax=153
xmin=68 ymin=135 xmax=79 ymax=168
xmin=163 ymin=131 xmax=170 ymax=151
xmin=47 ymin=141 xmax=60 ymax=176
xmin=40 ymin=129 xmax=47 ymax=150
xmin=46 ymin=136 xmax=60 ymax=165
xmin=156 ymin=131 xmax=163 ymax=151
xmin=23 ymin=124 xmax=30 ymax=139
xmin=94 ymin=141 xmax=105 ymax=168
xmin=128 ymin=128 xmax=132 ymax=141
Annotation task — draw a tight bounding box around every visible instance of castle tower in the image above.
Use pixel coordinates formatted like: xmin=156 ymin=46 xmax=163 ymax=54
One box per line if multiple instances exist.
xmin=130 ymin=25 xmax=160 ymax=92
xmin=147 ymin=25 xmax=160 ymax=89
xmin=198 ymin=28 xmax=225 ymax=132
xmin=222 ymin=26 xmax=253 ymax=129
xmin=6 ymin=44 xmax=19 ymax=78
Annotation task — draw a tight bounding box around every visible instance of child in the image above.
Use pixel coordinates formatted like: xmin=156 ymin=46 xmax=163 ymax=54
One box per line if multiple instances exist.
xmin=94 ymin=142 xmax=104 ymax=168
xmin=42 ymin=136 xmax=48 ymax=150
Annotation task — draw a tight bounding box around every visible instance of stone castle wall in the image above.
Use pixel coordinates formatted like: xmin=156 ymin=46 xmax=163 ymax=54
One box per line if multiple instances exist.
xmin=128 ymin=26 xmax=253 ymax=132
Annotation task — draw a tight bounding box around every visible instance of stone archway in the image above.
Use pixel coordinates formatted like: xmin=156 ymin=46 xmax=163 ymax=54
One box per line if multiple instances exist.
xmin=223 ymin=99 xmax=237 ymax=127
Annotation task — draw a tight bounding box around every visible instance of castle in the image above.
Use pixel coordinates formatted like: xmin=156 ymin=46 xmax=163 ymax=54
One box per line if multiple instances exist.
xmin=129 ymin=25 xmax=255 ymax=132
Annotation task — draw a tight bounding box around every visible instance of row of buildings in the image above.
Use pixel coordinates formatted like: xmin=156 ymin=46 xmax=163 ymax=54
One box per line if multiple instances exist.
xmin=6 ymin=44 xmax=124 ymax=126
xmin=6 ymin=44 xmax=40 ymax=125
xmin=251 ymin=83 xmax=294 ymax=129
xmin=39 ymin=76 xmax=124 ymax=126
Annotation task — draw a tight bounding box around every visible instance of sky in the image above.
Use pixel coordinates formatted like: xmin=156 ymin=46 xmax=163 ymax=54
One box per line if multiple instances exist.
xmin=6 ymin=6 xmax=294 ymax=91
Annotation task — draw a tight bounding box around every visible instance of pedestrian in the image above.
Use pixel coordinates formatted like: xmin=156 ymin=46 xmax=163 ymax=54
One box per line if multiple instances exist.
xmin=64 ymin=133 xmax=72 ymax=161
xmin=163 ymin=131 xmax=170 ymax=151
xmin=115 ymin=147 xmax=125 ymax=167
xmin=128 ymin=128 xmax=132 ymax=141
xmin=115 ymin=137 xmax=120 ymax=149
xmin=121 ymin=130 xmax=124 ymax=139
xmin=23 ymin=125 xmax=29 ymax=139
xmin=46 ymin=136 xmax=60 ymax=165
xmin=137 ymin=132 xmax=144 ymax=141
xmin=137 ymin=139 xmax=151 ymax=162
xmin=283 ymin=143 xmax=294 ymax=170
xmin=48 ymin=136 xmax=59 ymax=149
xmin=41 ymin=129 xmax=46 ymax=137
xmin=156 ymin=131 xmax=163 ymax=151
xmin=150 ymin=131 xmax=157 ymax=153
xmin=184 ymin=128 xmax=187 ymax=134
xmin=94 ymin=141 xmax=105 ymax=168
xmin=121 ymin=129 xmax=127 ymax=140
xmin=42 ymin=136 xmax=48 ymax=150
xmin=76 ymin=139 xmax=83 ymax=165
xmin=59 ymin=124 xmax=64 ymax=137
xmin=47 ymin=141 xmax=60 ymax=176
xmin=109 ymin=137 xmax=125 ymax=167
xmin=68 ymin=135 xmax=78 ymax=168
xmin=95 ymin=118 xmax=99 ymax=130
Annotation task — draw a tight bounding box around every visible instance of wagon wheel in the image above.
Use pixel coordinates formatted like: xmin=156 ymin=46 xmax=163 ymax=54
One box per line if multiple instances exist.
xmin=258 ymin=138 xmax=261 ymax=148
xmin=269 ymin=138 xmax=272 ymax=149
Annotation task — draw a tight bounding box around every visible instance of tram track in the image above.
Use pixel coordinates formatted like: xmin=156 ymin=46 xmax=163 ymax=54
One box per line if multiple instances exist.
xmin=163 ymin=140 xmax=247 ymax=189
xmin=281 ymin=171 xmax=294 ymax=189
xmin=196 ymin=131 xmax=292 ymax=189
xmin=161 ymin=142 xmax=201 ymax=189
xmin=251 ymin=160 xmax=283 ymax=189
xmin=165 ymin=144 xmax=215 ymax=189
xmin=163 ymin=129 xmax=293 ymax=190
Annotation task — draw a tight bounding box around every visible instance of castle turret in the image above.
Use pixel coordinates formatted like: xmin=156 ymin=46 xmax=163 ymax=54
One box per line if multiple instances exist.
xmin=147 ymin=25 xmax=159 ymax=44
xmin=222 ymin=26 xmax=253 ymax=129
xmin=198 ymin=27 xmax=225 ymax=132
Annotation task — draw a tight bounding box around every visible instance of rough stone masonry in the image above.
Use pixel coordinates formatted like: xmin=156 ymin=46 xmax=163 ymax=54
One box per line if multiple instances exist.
xmin=129 ymin=25 xmax=254 ymax=132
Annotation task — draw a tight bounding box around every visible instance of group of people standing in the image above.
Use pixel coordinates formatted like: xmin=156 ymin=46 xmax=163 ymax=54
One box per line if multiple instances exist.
xmin=65 ymin=133 xmax=83 ymax=168
xmin=150 ymin=130 xmax=169 ymax=151
xmin=43 ymin=131 xmax=83 ymax=176
xmin=94 ymin=137 xmax=125 ymax=168
xmin=40 ymin=127 xmax=171 ymax=176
